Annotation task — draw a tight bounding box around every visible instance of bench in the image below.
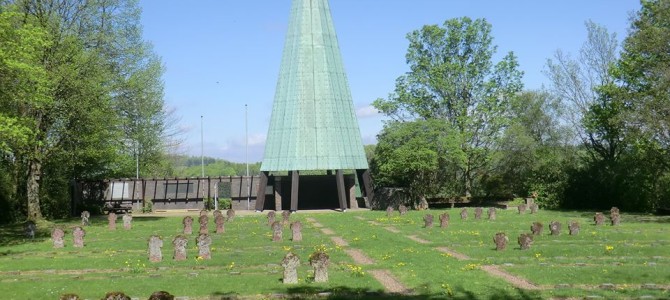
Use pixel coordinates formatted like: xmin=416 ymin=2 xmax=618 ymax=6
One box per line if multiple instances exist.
xmin=103 ymin=201 xmax=134 ymax=214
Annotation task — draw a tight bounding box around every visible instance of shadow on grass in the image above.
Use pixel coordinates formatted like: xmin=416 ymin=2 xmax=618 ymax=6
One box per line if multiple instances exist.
xmin=574 ymin=211 xmax=670 ymax=224
xmin=210 ymin=286 xmax=542 ymax=300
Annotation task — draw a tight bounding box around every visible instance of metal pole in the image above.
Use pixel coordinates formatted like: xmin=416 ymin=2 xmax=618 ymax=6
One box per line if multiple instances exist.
xmin=245 ymin=104 xmax=250 ymax=210
xmin=135 ymin=140 xmax=139 ymax=179
xmin=201 ymin=115 xmax=204 ymax=178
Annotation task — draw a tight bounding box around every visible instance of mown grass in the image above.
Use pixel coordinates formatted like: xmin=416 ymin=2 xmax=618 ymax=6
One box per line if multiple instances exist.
xmin=0 ymin=208 xmax=668 ymax=299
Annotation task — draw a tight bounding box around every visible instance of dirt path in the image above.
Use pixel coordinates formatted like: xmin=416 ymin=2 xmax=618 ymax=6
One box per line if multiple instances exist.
xmin=330 ymin=236 xmax=349 ymax=247
xmin=406 ymin=235 xmax=431 ymax=244
xmin=344 ymin=248 xmax=375 ymax=265
xmin=480 ymin=265 xmax=540 ymax=290
xmin=369 ymin=269 xmax=410 ymax=294
xmin=435 ymin=247 xmax=471 ymax=260
xmin=384 ymin=226 xmax=400 ymax=233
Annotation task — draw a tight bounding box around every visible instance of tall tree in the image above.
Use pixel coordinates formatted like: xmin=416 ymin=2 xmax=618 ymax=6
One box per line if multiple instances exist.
xmin=373 ymin=17 xmax=523 ymax=196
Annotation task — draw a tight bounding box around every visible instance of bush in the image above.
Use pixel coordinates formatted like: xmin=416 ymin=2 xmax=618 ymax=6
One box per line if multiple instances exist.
xmin=142 ymin=199 xmax=153 ymax=213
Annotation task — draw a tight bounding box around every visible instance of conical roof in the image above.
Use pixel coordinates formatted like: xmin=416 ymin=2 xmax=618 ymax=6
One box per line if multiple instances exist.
xmin=260 ymin=0 xmax=368 ymax=172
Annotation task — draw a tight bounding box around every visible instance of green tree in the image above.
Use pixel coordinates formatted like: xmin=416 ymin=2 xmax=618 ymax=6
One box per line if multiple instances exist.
xmin=373 ymin=17 xmax=523 ymax=196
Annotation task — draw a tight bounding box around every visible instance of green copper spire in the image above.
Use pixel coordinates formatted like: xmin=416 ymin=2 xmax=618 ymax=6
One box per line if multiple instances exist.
xmin=260 ymin=0 xmax=368 ymax=172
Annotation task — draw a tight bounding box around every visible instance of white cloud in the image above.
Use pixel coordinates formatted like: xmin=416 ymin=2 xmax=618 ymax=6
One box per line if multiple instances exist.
xmin=356 ymin=105 xmax=379 ymax=118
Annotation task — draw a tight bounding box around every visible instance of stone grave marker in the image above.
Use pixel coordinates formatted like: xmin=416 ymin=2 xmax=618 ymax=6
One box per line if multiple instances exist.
xmin=172 ymin=235 xmax=188 ymax=261
xmin=215 ymin=214 xmax=225 ymax=234
xmin=291 ymin=221 xmax=303 ymax=242
xmin=148 ymin=291 xmax=174 ymax=300
xmin=488 ymin=207 xmax=496 ymax=220
xmin=309 ymin=251 xmax=330 ymax=283
xmin=73 ymin=227 xmax=85 ymax=248
xmin=610 ymin=207 xmax=620 ymax=226
xmin=227 ymin=209 xmax=236 ymax=221
xmin=183 ymin=216 xmax=194 ymax=234
xmin=213 ymin=210 xmax=223 ymax=220
xmin=568 ymin=221 xmax=580 ymax=235
xmin=272 ymin=221 xmax=283 ymax=242
xmin=460 ymin=208 xmax=468 ymax=220
xmin=549 ymin=221 xmax=562 ymax=235
xmin=531 ymin=222 xmax=544 ymax=235
xmin=25 ymin=221 xmax=36 ymax=239
xmin=107 ymin=212 xmax=117 ymax=230
xmin=417 ymin=197 xmax=429 ymax=210
xmin=122 ymin=213 xmax=132 ymax=230
xmin=199 ymin=215 xmax=209 ymax=234
xmin=386 ymin=206 xmax=394 ymax=217
xmin=423 ymin=214 xmax=434 ymax=228
xmin=474 ymin=207 xmax=483 ymax=219
xmin=282 ymin=210 xmax=291 ymax=225
xmin=52 ymin=228 xmax=65 ymax=248
xmin=148 ymin=235 xmax=163 ymax=262
xmin=493 ymin=232 xmax=508 ymax=250
xmin=530 ymin=203 xmax=539 ymax=214
xmin=439 ymin=213 xmax=449 ymax=228
xmin=101 ymin=292 xmax=130 ymax=300
xmin=282 ymin=252 xmax=300 ymax=284
xmin=80 ymin=211 xmax=90 ymax=226
xmin=196 ymin=233 xmax=212 ymax=259
xmin=399 ymin=204 xmax=408 ymax=216
xmin=267 ymin=211 xmax=276 ymax=226
xmin=594 ymin=212 xmax=605 ymax=225
xmin=199 ymin=209 xmax=208 ymax=217
xmin=518 ymin=233 xmax=533 ymax=250
xmin=518 ymin=204 xmax=527 ymax=214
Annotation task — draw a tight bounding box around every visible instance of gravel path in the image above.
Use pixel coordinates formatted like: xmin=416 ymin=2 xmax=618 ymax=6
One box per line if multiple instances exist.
xmin=330 ymin=236 xmax=349 ymax=247
xmin=320 ymin=228 xmax=335 ymax=235
xmin=406 ymin=235 xmax=431 ymax=244
xmin=344 ymin=248 xmax=375 ymax=265
xmin=384 ymin=226 xmax=400 ymax=233
xmin=435 ymin=247 xmax=471 ymax=260
xmin=480 ymin=265 xmax=540 ymax=290
xmin=369 ymin=269 xmax=409 ymax=294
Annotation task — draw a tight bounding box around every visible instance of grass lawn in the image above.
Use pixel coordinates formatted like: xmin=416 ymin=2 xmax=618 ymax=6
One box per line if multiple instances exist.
xmin=0 ymin=208 xmax=668 ymax=299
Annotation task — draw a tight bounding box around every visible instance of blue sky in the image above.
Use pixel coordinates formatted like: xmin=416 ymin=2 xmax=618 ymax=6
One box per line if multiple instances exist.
xmin=138 ymin=0 xmax=640 ymax=163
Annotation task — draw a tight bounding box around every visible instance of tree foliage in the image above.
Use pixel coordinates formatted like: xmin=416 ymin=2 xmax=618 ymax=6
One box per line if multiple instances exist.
xmin=373 ymin=17 xmax=523 ymax=197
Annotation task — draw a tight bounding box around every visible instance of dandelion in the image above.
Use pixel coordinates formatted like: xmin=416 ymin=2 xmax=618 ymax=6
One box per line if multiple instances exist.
xmin=605 ymin=245 xmax=614 ymax=252
xmin=535 ymin=253 xmax=542 ymax=259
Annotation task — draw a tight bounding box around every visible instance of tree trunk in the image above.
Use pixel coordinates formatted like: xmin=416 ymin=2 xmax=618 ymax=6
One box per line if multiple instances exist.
xmin=26 ymin=159 xmax=43 ymax=220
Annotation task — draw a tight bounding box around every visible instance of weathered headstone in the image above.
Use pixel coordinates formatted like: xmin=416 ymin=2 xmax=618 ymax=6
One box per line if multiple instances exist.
xmin=59 ymin=293 xmax=81 ymax=300
xmin=227 ymin=209 xmax=236 ymax=221
xmin=549 ymin=221 xmax=562 ymax=235
xmin=172 ymin=235 xmax=188 ymax=261
xmin=199 ymin=215 xmax=209 ymax=234
xmin=531 ymin=222 xmax=543 ymax=235
xmin=267 ymin=211 xmax=276 ymax=227
xmin=386 ymin=206 xmax=394 ymax=217
xmin=282 ymin=210 xmax=291 ymax=226
xmin=122 ymin=214 xmax=132 ymax=230
xmin=474 ymin=207 xmax=483 ymax=219
xmin=183 ymin=216 xmax=194 ymax=234
xmin=460 ymin=208 xmax=468 ymax=220
xmin=530 ymin=203 xmax=539 ymax=214
xmin=398 ymin=205 xmax=408 ymax=216
xmin=213 ymin=210 xmax=223 ymax=219
xmin=25 ymin=221 xmax=36 ymax=239
xmin=80 ymin=211 xmax=90 ymax=226
xmin=272 ymin=221 xmax=283 ymax=242
xmin=488 ymin=207 xmax=496 ymax=220
xmin=290 ymin=221 xmax=303 ymax=242
xmin=148 ymin=235 xmax=163 ymax=262
xmin=282 ymin=252 xmax=300 ymax=284
xmin=309 ymin=251 xmax=330 ymax=283
xmin=518 ymin=204 xmax=527 ymax=214
xmin=594 ymin=212 xmax=605 ymax=225
xmin=52 ymin=228 xmax=65 ymax=248
xmin=493 ymin=232 xmax=508 ymax=250
xmin=417 ymin=197 xmax=429 ymax=210
xmin=101 ymin=292 xmax=130 ymax=300
xmin=107 ymin=212 xmax=117 ymax=230
xmin=148 ymin=291 xmax=174 ymax=300
xmin=610 ymin=207 xmax=620 ymax=226
xmin=73 ymin=226 xmax=85 ymax=248
xmin=215 ymin=214 xmax=225 ymax=234
xmin=196 ymin=233 xmax=212 ymax=259
xmin=568 ymin=221 xmax=580 ymax=235
xmin=199 ymin=209 xmax=208 ymax=217
xmin=423 ymin=214 xmax=434 ymax=228
xmin=518 ymin=233 xmax=533 ymax=250
xmin=438 ymin=213 xmax=449 ymax=228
